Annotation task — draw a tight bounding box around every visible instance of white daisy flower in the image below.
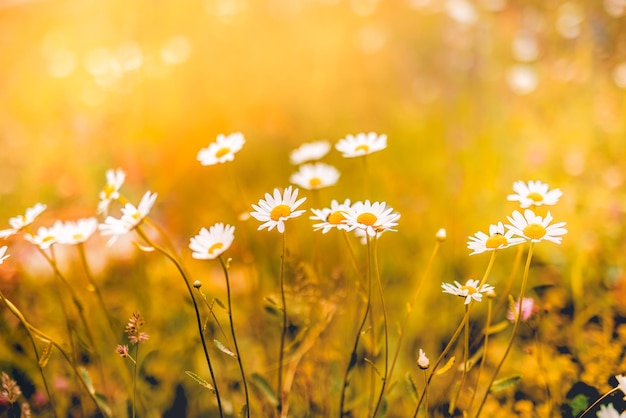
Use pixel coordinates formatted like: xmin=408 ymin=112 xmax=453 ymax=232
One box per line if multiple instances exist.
xmin=417 ymin=349 xmax=430 ymax=370
xmin=290 ymin=162 xmax=340 ymax=190
xmin=505 ymin=209 xmax=567 ymax=244
xmin=597 ymin=403 xmax=626 ymax=418
xmin=98 ymin=168 xmax=126 ymax=215
xmin=507 ymin=180 xmax=562 ymax=208
xmin=189 ymin=223 xmax=235 ymax=260
xmin=250 ymin=186 xmax=306 ymax=233
xmin=0 ymin=203 xmax=47 ymax=239
xmin=0 ymin=246 xmax=9 ymax=264
xmin=617 ymin=374 xmax=626 ymax=400
xmin=24 ymin=222 xmax=62 ymax=250
xmin=467 ymin=222 xmax=526 ymax=255
xmin=310 ymin=199 xmax=351 ymax=233
xmin=442 ymin=279 xmax=495 ymax=305
xmin=343 ymin=200 xmax=399 ymax=237
xmin=56 ymin=218 xmax=99 ymax=245
xmin=289 ymin=140 xmax=331 ymax=165
xmin=99 ymin=191 xmax=157 ymax=244
xmin=335 ymin=132 xmax=387 ymax=158
xmin=197 ymin=132 xmax=246 ymax=166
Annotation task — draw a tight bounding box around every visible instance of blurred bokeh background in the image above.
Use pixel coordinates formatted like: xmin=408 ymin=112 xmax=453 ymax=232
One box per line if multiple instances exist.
xmin=2 ymin=0 xmax=626 ymax=416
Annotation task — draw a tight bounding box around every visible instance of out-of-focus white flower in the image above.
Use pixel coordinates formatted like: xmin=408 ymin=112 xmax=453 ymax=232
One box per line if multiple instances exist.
xmin=289 ymin=140 xmax=331 ymax=165
xmin=343 ymin=200 xmax=399 ymax=237
xmin=250 ymin=186 xmax=306 ymax=233
xmin=310 ymin=199 xmax=352 ymax=234
xmin=98 ymin=168 xmax=125 ymax=215
xmin=335 ymin=132 xmax=387 ymax=158
xmin=24 ymin=223 xmax=62 ymax=250
xmin=442 ymin=279 xmax=494 ymax=304
xmin=467 ymin=222 xmax=525 ymax=255
xmin=189 ymin=223 xmax=235 ymax=260
xmin=0 ymin=203 xmax=47 ymax=239
xmin=506 ymin=209 xmax=567 ymax=244
xmin=56 ymin=218 xmax=99 ymax=245
xmin=417 ymin=349 xmax=430 ymax=370
xmin=597 ymin=403 xmax=626 ymax=418
xmin=290 ymin=162 xmax=340 ymax=190
xmin=507 ymin=180 xmax=562 ymax=208
xmin=197 ymin=133 xmax=245 ymax=166
xmin=99 ymin=191 xmax=157 ymax=245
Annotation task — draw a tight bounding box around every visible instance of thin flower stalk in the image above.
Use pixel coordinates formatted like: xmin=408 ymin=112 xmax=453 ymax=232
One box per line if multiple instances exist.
xmin=449 ymin=304 xmax=471 ymax=414
xmin=473 ymin=243 xmax=535 ymax=418
xmin=218 ymin=255 xmax=250 ymax=418
xmin=578 ymin=387 xmax=620 ymax=418
xmin=372 ymin=236 xmax=390 ymax=418
xmin=134 ymin=226 xmax=224 ymax=418
xmin=339 ymin=233 xmax=373 ymax=417
xmin=277 ymin=231 xmax=288 ymax=416
xmin=467 ymin=296 xmax=493 ymax=412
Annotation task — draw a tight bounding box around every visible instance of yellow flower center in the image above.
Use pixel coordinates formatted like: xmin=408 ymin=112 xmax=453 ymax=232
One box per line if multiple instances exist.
xmin=72 ymin=233 xmax=85 ymax=241
xmin=131 ymin=212 xmax=141 ymax=221
xmin=215 ymin=147 xmax=231 ymax=158
xmin=309 ymin=177 xmax=322 ymax=188
xmin=327 ymin=211 xmax=346 ymax=225
xmin=485 ymin=233 xmax=508 ymax=249
xmin=208 ymin=242 xmax=223 ymax=254
xmin=355 ymin=144 xmax=370 ymax=153
xmin=460 ymin=285 xmax=477 ymax=295
xmin=42 ymin=235 xmax=55 ymax=244
xmin=523 ymin=223 xmax=546 ymax=240
xmin=526 ymin=192 xmax=544 ymax=202
xmin=357 ymin=212 xmax=378 ymax=226
xmin=103 ymin=183 xmax=116 ymax=199
xmin=270 ymin=204 xmax=291 ymax=221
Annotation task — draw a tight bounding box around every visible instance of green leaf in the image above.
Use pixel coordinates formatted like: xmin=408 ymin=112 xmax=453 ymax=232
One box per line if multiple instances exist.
xmin=569 ymin=393 xmax=590 ymax=416
xmin=251 ymin=373 xmax=278 ymax=406
xmin=214 ymin=339 xmax=237 ymax=358
xmin=486 ymin=320 xmax=509 ymax=335
xmin=39 ymin=342 xmax=53 ymax=368
xmin=185 ymin=370 xmax=214 ymax=392
xmin=95 ymin=392 xmax=113 ymax=418
xmin=434 ymin=356 xmax=455 ymax=376
xmin=79 ymin=366 xmax=96 ymax=395
xmin=214 ymin=298 xmax=226 ymax=310
xmin=489 ymin=375 xmax=521 ymax=393
xmin=405 ymin=373 xmax=419 ymax=403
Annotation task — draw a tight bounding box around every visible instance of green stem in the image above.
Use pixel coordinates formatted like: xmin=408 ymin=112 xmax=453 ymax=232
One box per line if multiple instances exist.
xmin=135 ymin=225 xmax=224 ymax=417
xmin=340 ymin=233 xmax=372 ymax=417
xmin=277 ymin=230 xmax=288 ymax=416
xmin=578 ymin=387 xmax=619 ymax=418
xmin=473 ymin=243 xmax=534 ymax=418
xmin=132 ymin=344 xmax=138 ymax=418
xmin=467 ymin=297 xmax=492 ymax=412
xmin=372 ymin=236 xmax=389 ymax=418
xmin=218 ymin=255 xmax=251 ymax=418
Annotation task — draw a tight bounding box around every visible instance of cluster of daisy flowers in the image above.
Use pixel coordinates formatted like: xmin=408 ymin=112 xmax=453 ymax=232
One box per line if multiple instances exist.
xmin=442 ymin=180 xmax=567 ymax=304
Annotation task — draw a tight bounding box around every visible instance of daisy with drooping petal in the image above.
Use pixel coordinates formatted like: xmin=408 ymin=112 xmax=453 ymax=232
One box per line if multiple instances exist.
xmin=0 ymin=246 xmax=9 ymax=264
xmin=189 ymin=223 xmax=235 ymax=260
xmin=99 ymin=191 xmax=157 ymax=244
xmin=290 ymin=140 xmax=331 ymax=165
xmin=506 ymin=209 xmax=567 ymax=244
xmin=597 ymin=403 xmax=626 ymax=418
xmin=343 ymin=200 xmax=400 ymax=237
xmin=335 ymin=132 xmax=387 ymax=158
xmin=98 ymin=168 xmax=126 ymax=215
xmin=197 ymin=132 xmax=246 ymax=166
xmin=467 ymin=222 xmax=526 ymax=255
xmin=24 ymin=222 xmax=62 ymax=250
xmin=507 ymin=180 xmax=562 ymax=208
xmin=310 ymin=199 xmax=351 ymax=233
xmin=290 ymin=162 xmax=340 ymax=190
xmin=0 ymin=203 xmax=47 ymax=239
xmin=442 ymin=279 xmax=495 ymax=305
xmin=56 ymin=218 xmax=99 ymax=245
xmin=250 ymin=186 xmax=306 ymax=233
